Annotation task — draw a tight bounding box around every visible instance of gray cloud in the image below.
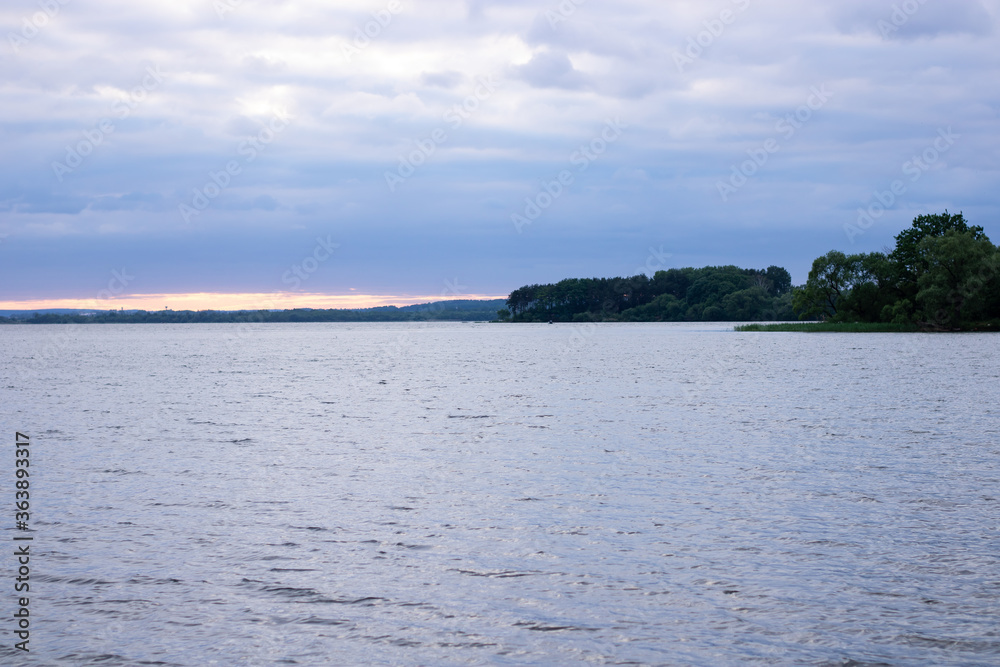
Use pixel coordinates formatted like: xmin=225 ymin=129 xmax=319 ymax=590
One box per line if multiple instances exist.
xmin=89 ymin=192 xmax=168 ymax=212
xmin=0 ymin=0 xmax=998 ymax=297
xmin=421 ymin=70 xmax=465 ymax=88
xmin=830 ymin=0 xmax=994 ymax=39
xmin=512 ymin=51 xmax=588 ymax=89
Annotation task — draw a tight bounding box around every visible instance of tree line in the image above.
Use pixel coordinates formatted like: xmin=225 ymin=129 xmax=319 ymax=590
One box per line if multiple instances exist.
xmin=794 ymin=211 xmax=1000 ymax=328
xmin=500 ymin=265 xmax=795 ymax=322
xmin=501 ymin=211 xmax=998 ymax=328
xmin=0 ymin=300 xmax=506 ymax=325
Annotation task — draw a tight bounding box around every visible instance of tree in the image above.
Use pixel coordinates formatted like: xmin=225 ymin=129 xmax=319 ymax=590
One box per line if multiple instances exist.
xmin=508 ymin=264 xmax=797 ymax=322
xmin=793 ymin=251 xmax=854 ymax=320
xmin=889 ymin=211 xmax=986 ymax=301
xmin=651 ymin=268 xmax=692 ymax=300
xmin=764 ymin=265 xmax=792 ymax=295
xmin=790 ymin=212 xmax=999 ymax=327
xmin=506 ymin=284 xmax=541 ymax=317
xmin=842 ymin=252 xmax=895 ymax=322
xmin=916 ymin=230 xmax=998 ymax=326
xmin=720 ymin=286 xmax=771 ymax=320
xmin=685 ymin=266 xmax=750 ymax=306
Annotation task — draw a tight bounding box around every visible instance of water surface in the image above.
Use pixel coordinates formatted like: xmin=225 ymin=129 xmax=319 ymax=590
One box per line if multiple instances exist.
xmin=2 ymin=323 xmax=998 ymax=665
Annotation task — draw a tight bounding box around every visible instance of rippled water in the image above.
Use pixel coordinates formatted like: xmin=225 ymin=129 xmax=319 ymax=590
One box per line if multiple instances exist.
xmin=2 ymin=322 xmax=999 ymax=666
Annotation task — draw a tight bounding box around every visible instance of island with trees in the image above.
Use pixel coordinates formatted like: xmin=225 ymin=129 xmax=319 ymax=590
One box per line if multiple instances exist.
xmin=499 ymin=211 xmax=999 ymax=331
xmin=498 ymin=265 xmax=795 ymax=322
xmin=741 ymin=211 xmax=1000 ymax=331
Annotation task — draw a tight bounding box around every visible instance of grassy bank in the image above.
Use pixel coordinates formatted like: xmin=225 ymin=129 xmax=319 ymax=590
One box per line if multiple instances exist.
xmin=736 ymin=321 xmax=1000 ymax=332
xmin=734 ymin=322 xmax=921 ymax=332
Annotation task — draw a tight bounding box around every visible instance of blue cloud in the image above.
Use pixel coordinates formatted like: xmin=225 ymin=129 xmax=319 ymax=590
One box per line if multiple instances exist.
xmin=0 ymin=0 xmax=997 ymax=300
xmin=512 ymin=51 xmax=589 ymax=90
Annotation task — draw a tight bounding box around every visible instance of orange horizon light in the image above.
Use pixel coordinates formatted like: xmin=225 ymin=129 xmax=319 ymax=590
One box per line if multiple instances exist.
xmin=0 ymin=292 xmax=508 ymax=313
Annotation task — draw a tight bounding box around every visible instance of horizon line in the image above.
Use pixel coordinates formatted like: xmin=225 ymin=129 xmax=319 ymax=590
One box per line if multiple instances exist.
xmin=0 ymin=292 xmax=509 ymax=313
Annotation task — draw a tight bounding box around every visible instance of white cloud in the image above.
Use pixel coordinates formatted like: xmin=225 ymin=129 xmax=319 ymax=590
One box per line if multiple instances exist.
xmin=1 ymin=0 xmax=998 ymax=294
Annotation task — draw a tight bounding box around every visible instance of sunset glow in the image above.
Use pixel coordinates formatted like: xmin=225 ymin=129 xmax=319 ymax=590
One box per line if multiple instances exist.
xmin=0 ymin=292 xmax=506 ymax=313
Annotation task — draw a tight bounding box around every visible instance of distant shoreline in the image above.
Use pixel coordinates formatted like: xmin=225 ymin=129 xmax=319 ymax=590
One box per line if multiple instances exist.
xmin=0 ymin=299 xmax=506 ymax=325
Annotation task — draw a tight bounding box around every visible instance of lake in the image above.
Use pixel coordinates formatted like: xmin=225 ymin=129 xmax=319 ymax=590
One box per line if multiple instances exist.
xmin=2 ymin=322 xmax=998 ymax=665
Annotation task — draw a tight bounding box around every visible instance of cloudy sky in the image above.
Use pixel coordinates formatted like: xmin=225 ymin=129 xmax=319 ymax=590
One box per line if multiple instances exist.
xmin=1 ymin=0 xmax=998 ymax=310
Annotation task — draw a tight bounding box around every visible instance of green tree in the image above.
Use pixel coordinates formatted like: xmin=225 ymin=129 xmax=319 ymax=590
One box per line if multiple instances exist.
xmin=720 ymin=286 xmax=771 ymax=320
xmin=916 ymin=229 xmax=998 ymax=326
xmin=841 ymin=252 xmax=895 ymax=322
xmin=793 ymin=251 xmax=895 ymax=322
xmin=508 ymin=264 xmax=796 ymax=322
xmin=764 ymin=265 xmax=792 ymax=295
xmin=651 ymin=268 xmax=692 ymax=300
xmin=793 ymin=251 xmax=853 ymax=320
xmin=889 ymin=211 xmax=986 ymax=301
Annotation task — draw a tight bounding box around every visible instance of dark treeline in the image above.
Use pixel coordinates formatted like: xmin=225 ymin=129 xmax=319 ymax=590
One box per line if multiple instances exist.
xmin=794 ymin=211 xmax=1000 ymax=329
xmin=0 ymin=299 xmax=506 ymax=325
xmin=503 ymin=211 xmax=999 ymax=328
xmin=501 ymin=265 xmax=794 ymax=322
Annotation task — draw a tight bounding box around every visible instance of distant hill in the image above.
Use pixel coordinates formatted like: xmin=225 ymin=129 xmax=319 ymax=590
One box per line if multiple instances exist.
xmin=0 ymin=308 xmax=138 ymax=318
xmin=0 ymin=300 xmax=507 ymax=324
xmin=398 ymin=299 xmax=506 ymax=313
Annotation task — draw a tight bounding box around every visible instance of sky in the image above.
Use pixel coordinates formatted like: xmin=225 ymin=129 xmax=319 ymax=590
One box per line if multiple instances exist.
xmin=1 ymin=0 xmax=998 ymax=310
